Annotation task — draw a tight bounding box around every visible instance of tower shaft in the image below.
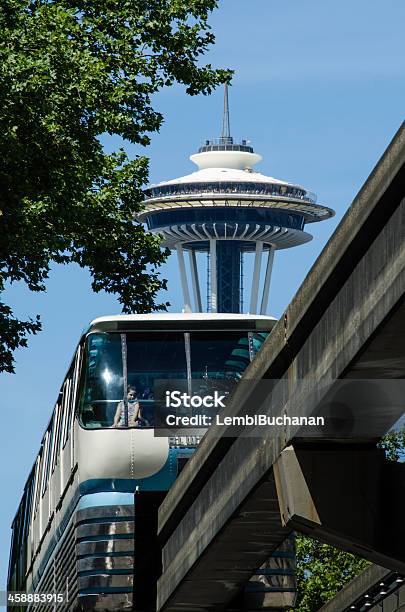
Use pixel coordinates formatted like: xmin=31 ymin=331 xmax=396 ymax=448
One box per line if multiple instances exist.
xmin=217 ymin=242 xmax=242 ymax=313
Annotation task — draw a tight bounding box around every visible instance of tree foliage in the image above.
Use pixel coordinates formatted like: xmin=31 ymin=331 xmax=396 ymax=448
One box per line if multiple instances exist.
xmin=294 ymin=536 xmax=369 ymax=612
xmin=0 ymin=0 xmax=230 ymax=372
xmin=377 ymin=426 xmax=405 ymax=461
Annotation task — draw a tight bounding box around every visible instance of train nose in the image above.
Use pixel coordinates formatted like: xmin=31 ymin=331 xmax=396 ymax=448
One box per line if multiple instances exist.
xmin=77 ymin=426 xmax=169 ymax=482
xmin=129 ymin=429 xmax=170 ymax=479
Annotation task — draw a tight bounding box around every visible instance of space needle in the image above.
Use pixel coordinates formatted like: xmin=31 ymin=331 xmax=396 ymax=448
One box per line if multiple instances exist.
xmin=140 ymin=85 xmax=334 ymax=313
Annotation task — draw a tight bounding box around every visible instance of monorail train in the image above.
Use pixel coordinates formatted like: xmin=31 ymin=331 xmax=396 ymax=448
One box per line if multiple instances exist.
xmin=7 ymin=313 xmax=275 ymax=611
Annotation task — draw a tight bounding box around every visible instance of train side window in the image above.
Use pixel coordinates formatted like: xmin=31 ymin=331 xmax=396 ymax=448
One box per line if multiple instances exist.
xmin=12 ymin=479 xmax=33 ymax=592
xmin=61 ymin=375 xmax=72 ymax=448
xmin=18 ymin=493 xmax=28 ymax=587
xmin=32 ymin=453 xmax=42 ymax=519
xmin=42 ymin=419 xmax=54 ymax=496
xmin=8 ymin=523 xmax=17 ymax=590
xmin=9 ymin=505 xmax=22 ymax=590
xmin=51 ymin=402 xmax=62 ymax=473
xmin=69 ymin=348 xmax=82 ymax=432
xmin=23 ymin=475 xmax=34 ymax=538
xmin=55 ymin=391 xmax=64 ymax=452
xmin=20 ymin=474 xmax=34 ymax=578
xmin=60 ymin=350 xmax=81 ymax=448
xmin=40 ymin=431 xmax=50 ymax=497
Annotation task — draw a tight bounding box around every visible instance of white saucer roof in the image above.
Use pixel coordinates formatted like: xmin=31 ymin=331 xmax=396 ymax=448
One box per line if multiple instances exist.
xmin=147 ymin=146 xmax=309 ymax=193
xmin=148 ymin=165 xmax=305 ymax=189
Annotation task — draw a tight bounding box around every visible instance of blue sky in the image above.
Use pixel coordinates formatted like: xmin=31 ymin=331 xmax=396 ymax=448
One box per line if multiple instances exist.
xmin=1 ymin=0 xmax=404 ymax=592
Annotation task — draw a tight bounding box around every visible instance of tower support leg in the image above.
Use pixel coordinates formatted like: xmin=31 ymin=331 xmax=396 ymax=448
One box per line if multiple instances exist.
xmin=189 ymin=250 xmax=202 ymax=312
xmin=250 ymin=242 xmax=263 ymax=314
xmin=176 ymin=243 xmax=192 ymax=313
xmin=260 ymin=246 xmax=275 ymax=315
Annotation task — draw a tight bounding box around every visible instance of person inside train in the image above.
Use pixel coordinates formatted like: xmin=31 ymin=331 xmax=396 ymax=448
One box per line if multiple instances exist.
xmin=113 ymin=385 xmax=141 ymax=427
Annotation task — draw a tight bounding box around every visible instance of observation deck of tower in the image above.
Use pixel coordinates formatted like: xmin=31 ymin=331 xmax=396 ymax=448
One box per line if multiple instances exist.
xmin=140 ymin=85 xmax=334 ymax=314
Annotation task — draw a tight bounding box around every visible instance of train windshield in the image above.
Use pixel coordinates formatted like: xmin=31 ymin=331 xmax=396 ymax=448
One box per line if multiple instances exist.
xmin=78 ymin=330 xmax=268 ymax=428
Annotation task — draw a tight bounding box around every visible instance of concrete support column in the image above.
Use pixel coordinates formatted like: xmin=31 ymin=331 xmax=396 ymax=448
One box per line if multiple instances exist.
xmin=274 ymin=445 xmax=405 ymax=574
xmin=244 ymin=536 xmax=296 ymax=611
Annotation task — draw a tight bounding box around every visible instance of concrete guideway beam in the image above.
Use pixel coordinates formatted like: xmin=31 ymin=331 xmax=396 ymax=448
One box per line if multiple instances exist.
xmin=157 ymin=125 xmax=405 ymax=611
xmin=274 ymin=445 xmax=405 ymax=574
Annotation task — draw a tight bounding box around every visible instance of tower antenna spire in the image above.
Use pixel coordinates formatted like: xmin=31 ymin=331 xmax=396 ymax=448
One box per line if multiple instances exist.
xmin=220 ymin=83 xmax=231 ymax=143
